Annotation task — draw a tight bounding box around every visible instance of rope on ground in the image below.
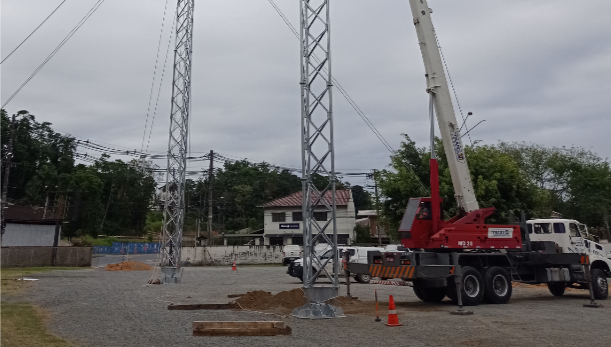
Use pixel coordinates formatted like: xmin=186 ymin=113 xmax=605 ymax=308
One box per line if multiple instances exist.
xmin=234 ymin=301 xmax=290 ymax=319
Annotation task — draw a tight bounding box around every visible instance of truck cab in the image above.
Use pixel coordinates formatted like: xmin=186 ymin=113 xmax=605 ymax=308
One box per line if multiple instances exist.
xmin=527 ymin=218 xmax=611 ymax=277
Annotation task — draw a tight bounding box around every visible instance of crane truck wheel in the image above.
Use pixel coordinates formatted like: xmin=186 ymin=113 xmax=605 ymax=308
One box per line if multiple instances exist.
xmin=412 ymin=280 xmax=446 ymax=302
xmin=547 ymin=283 xmax=565 ymax=296
xmin=447 ymin=266 xmax=484 ymax=306
xmin=591 ymin=268 xmax=608 ymax=300
xmin=483 ymin=267 xmax=512 ymax=304
xmin=355 ymin=274 xmax=371 ymax=284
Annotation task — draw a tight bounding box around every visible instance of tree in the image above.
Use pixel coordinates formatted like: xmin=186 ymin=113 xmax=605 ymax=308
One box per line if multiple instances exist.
xmin=377 ymin=135 xmax=550 ymax=238
xmin=351 ymin=185 xmax=372 ymax=213
xmin=1 ymin=109 xmax=156 ymax=237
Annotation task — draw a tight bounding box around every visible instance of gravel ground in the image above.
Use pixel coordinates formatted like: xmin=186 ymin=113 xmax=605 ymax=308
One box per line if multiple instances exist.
xmin=5 ymin=264 xmax=610 ymax=347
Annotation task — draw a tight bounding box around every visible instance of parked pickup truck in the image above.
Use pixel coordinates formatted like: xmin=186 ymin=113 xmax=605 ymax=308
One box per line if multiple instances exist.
xmin=282 ymin=245 xmax=302 ymax=266
xmin=287 ymin=246 xmax=384 ymax=283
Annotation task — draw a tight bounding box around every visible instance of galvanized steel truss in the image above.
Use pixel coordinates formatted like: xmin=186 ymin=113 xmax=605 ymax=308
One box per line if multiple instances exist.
xmin=161 ymin=0 xmax=195 ymax=284
xmin=295 ymin=0 xmax=342 ymax=319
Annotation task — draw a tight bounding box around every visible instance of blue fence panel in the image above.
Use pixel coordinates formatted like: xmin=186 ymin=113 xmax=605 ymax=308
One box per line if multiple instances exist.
xmin=92 ymin=242 xmax=160 ymax=254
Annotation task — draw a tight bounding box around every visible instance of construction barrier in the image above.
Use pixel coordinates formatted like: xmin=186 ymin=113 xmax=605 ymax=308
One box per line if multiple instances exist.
xmin=92 ymin=242 xmax=160 ymax=255
xmin=370 ymin=280 xmax=412 ymax=286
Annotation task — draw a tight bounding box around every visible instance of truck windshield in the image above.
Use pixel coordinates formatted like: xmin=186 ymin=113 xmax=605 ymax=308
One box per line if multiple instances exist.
xmin=569 ymin=224 xmax=580 ymax=237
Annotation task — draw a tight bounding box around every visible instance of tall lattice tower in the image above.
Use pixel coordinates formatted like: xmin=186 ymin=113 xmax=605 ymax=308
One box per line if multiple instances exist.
xmin=161 ymin=0 xmax=195 ymax=284
xmin=293 ymin=0 xmax=342 ymax=318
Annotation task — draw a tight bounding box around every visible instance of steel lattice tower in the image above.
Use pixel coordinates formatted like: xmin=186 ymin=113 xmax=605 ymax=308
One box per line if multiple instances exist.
xmin=293 ymin=0 xmax=342 ymax=319
xmin=161 ymin=0 xmax=195 ymax=284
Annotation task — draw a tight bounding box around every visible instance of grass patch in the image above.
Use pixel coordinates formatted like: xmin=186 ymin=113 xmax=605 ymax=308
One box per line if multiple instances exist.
xmin=1 ymin=302 xmax=74 ymax=347
xmin=1 ymin=267 xmax=83 ymax=296
xmin=1 ymin=267 xmax=83 ymax=347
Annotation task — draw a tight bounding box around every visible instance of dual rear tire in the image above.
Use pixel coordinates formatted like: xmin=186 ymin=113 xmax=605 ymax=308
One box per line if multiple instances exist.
xmin=445 ymin=266 xmax=512 ymax=306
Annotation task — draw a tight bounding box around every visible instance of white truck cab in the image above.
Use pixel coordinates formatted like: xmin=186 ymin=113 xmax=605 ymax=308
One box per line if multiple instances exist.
xmin=527 ymin=218 xmax=611 ymax=271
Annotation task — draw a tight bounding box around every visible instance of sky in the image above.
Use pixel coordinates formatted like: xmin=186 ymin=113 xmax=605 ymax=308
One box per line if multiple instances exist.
xmin=2 ymin=0 xmax=610 ymax=189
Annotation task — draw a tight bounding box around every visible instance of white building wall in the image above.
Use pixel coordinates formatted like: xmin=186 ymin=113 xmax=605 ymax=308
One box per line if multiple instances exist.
xmin=263 ymin=199 xmax=356 ymax=245
xmin=181 ymin=245 xmax=284 ymax=265
xmin=2 ymin=223 xmax=58 ymax=247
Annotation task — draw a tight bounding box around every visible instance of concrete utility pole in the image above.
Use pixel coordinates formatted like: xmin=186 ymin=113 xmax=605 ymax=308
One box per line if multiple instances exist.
xmin=161 ymin=0 xmax=195 ymax=284
xmin=373 ymin=170 xmax=382 ymax=246
xmin=207 ymin=150 xmax=214 ymax=246
xmin=1 ymin=114 xmax=17 ymax=241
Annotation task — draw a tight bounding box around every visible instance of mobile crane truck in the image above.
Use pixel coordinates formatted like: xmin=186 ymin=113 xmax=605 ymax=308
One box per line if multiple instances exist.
xmin=348 ymin=0 xmax=611 ymax=307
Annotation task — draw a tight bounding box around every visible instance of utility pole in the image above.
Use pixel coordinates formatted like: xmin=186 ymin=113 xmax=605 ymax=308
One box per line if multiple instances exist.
xmin=161 ymin=0 xmax=195 ymax=284
xmin=207 ymin=150 xmax=214 ymax=246
xmin=373 ymin=169 xmax=382 ymax=246
xmin=1 ymin=114 xmax=17 ymax=241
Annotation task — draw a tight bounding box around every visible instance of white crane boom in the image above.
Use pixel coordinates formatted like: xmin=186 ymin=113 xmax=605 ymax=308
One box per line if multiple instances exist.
xmin=408 ymin=0 xmax=479 ymax=213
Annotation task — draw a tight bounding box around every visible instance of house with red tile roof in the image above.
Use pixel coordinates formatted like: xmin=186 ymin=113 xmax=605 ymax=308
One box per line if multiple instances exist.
xmin=261 ymin=189 xmax=356 ymax=246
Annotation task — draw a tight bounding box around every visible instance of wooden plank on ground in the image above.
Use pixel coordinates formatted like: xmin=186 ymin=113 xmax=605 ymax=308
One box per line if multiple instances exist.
xmin=192 ymin=321 xmax=292 ymax=336
xmin=168 ymin=303 xmax=238 ymax=310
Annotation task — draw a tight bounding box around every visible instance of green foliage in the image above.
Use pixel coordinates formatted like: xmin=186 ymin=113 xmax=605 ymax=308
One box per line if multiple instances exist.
xmin=498 ymin=142 xmax=611 ymax=238
xmin=1 ymin=109 xmax=156 ymax=238
xmin=377 ymin=135 xmax=610 ymax=238
xmin=354 ymin=224 xmax=371 ymax=244
xmin=351 ymin=185 xmax=373 ymax=212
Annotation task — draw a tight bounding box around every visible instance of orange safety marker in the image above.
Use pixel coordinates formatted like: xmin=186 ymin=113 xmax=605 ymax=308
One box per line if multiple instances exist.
xmin=231 ymin=260 xmax=237 ymax=271
xmin=385 ymin=295 xmax=402 ymax=327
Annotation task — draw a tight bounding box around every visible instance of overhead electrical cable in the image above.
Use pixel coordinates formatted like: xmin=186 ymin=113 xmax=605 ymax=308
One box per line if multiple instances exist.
xmin=266 ymin=0 xmax=430 ymax=195
xmin=2 ymin=0 xmax=107 ymax=108
xmin=140 ymin=0 xmax=172 ymax=153
xmin=0 ymin=0 xmax=68 ymax=64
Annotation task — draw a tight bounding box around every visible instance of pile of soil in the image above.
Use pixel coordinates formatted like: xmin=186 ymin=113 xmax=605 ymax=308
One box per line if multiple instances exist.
xmin=235 ymin=289 xmax=306 ymax=311
xmin=234 ymin=289 xmax=369 ymax=315
xmin=105 ymin=261 xmax=153 ymax=271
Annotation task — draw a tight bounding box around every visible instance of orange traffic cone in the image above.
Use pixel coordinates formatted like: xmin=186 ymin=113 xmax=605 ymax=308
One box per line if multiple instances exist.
xmin=385 ymin=295 xmax=402 ymax=327
xmin=231 ymin=260 xmax=237 ymax=271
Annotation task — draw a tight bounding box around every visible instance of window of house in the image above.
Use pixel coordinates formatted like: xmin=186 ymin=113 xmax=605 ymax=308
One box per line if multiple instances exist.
xmin=272 ymin=213 xmax=286 ymax=222
xmin=292 ymin=212 xmax=303 ymax=221
xmin=553 ymin=223 xmax=566 ymax=233
xmin=313 ymin=212 xmax=327 ymax=221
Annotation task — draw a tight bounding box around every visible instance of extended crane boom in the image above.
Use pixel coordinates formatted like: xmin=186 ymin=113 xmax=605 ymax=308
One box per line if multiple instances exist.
xmin=398 ymin=0 xmax=521 ymax=251
xmin=409 ymin=0 xmax=478 ymax=214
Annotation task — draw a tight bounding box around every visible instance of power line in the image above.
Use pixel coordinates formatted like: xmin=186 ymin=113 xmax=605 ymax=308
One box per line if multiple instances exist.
xmin=145 ymin=16 xmax=176 ymax=155
xmin=266 ymin=0 xmax=429 ymax=195
xmin=2 ymin=0 xmax=106 ymax=108
xmin=0 ymin=0 xmax=68 ymax=64
xmin=140 ymin=0 xmax=173 ymax=153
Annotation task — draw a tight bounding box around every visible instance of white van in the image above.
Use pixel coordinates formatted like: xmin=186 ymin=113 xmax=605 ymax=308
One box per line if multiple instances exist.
xmin=287 ymin=246 xmax=384 ymax=283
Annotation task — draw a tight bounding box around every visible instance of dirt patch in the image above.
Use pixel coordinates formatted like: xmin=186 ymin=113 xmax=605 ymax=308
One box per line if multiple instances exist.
xmin=234 ymin=289 xmax=373 ymax=315
xmin=104 ymin=261 xmax=153 ymax=271
xmin=234 ymin=289 xmax=306 ymax=312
